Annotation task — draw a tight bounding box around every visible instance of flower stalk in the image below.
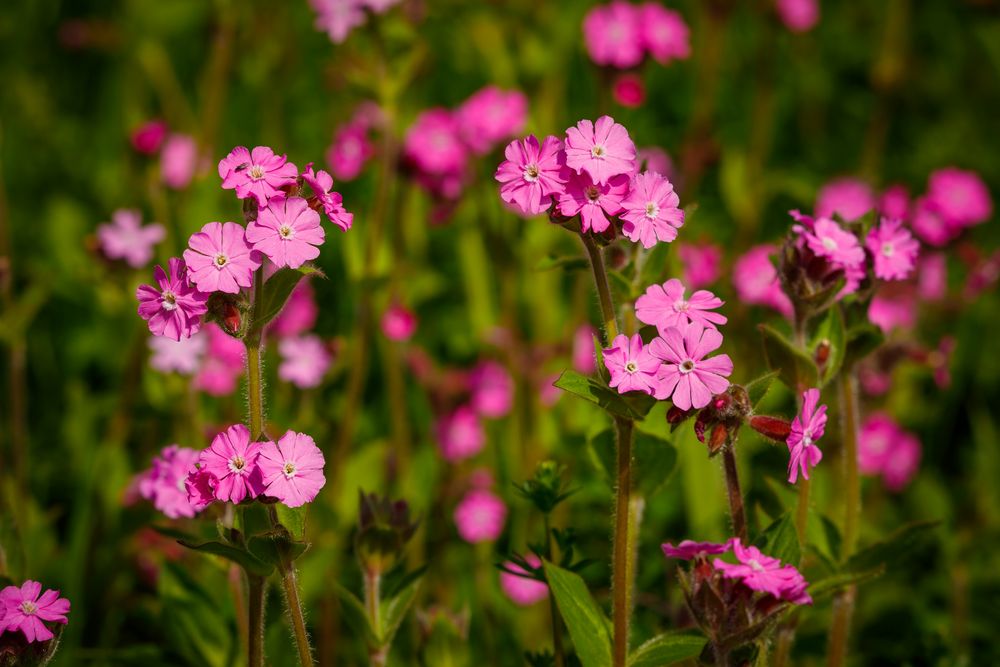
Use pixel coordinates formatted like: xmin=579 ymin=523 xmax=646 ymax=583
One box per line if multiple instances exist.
xmin=543 ymin=513 xmax=565 ymax=667
xmin=247 ymin=574 xmax=265 ymax=667
xmin=721 ymin=443 xmax=748 ymax=543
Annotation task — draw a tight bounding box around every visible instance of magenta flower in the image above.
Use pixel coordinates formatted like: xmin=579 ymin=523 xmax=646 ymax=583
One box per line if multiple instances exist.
xmin=620 ymin=171 xmax=685 ymax=248
xmin=98 ymin=209 xmax=165 ymax=268
xmin=0 ymin=581 xmax=70 ymax=643
xmin=603 ymin=333 xmax=663 ymax=396
xmin=775 ymin=0 xmax=819 ymax=32
xmin=437 ymin=405 xmax=485 ymax=462
xmin=495 ymin=135 xmax=566 ymax=217
xmin=798 ymin=217 xmax=866 ymax=268
xmin=138 ymin=445 xmax=203 ymax=519
xmin=917 ymin=252 xmax=947 ymax=301
xmin=326 ymin=122 xmax=373 ymax=181
xmin=258 ymin=431 xmax=327 ymax=508
xmin=859 ymin=413 xmax=921 ymax=491
xmin=469 ymin=360 xmax=514 ymax=419
xmin=636 ymin=147 xmax=677 ymax=182
xmin=910 ymin=197 xmax=955 ymax=247
xmin=403 ymin=108 xmax=467 ymax=177
xmin=185 ymin=470 xmax=218 ymax=512
xmin=866 ymin=218 xmax=919 ymax=281
xmin=381 ymin=303 xmax=418 ymax=341
xmin=148 ymin=330 xmax=206 ymax=375
xmin=868 ymin=288 xmax=916 ymax=333
xmin=500 ymin=555 xmax=549 ymax=606
xmin=573 ymin=324 xmax=598 ymax=374
xmin=881 ymin=428 xmax=922 ymax=492
xmin=454 ymin=488 xmax=507 ymax=543
xmin=557 ymin=171 xmax=629 ymax=233
xmin=269 ymin=281 xmax=318 ymax=338
xmin=193 ymin=323 xmax=245 ymax=396
xmin=218 ymin=146 xmax=298 ymax=207
xmin=661 ymin=539 xmax=731 ymax=560
xmin=731 ymin=245 xmax=793 ymax=319
xmin=161 ymin=133 xmax=199 ymax=190
xmin=136 ymin=258 xmax=209 ymax=341
xmin=247 ymin=196 xmax=325 ymax=269
xmin=131 ymin=119 xmax=167 ymax=155
xmin=301 ymin=163 xmax=353 ymax=231
xmin=648 ymin=323 xmax=734 ymax=410
xmin=310 ymin=0 xmax=366 ymax=43
xmin=183 ymin=221 xmax=261 ymax=294
xmin=714 ymin=539 xmax=812 ymax=604
xmin=457 ymin=86 xmax=528 ymax=156
xmin=564 ymin=116 xmax=637 ymax=186
xmin=678 ymin=242 xmax=722 ymax=289
xmin=787 ymin=388 xmax=827 ymax=484
xmin=612 ymin=74 xmax=645 ymax=109
xmin=640 ymin=3 xmax=691 ymax=63
xmin=926 ymin=167 xmax=993 ymax=229
xmin=198 ymin=424 xmax=265 ymax=504
xmin=278 ymin=335 xmax=332 ymax=389
xmin=815 ymin=178 xmax=874 ymax=222
xmin=635 ymin=279 xmax=727 ymax=335
xmin=879 ymin=184 xmax=911 ymax=221
xmin=582 ymin=2 xmax=643 ymax=69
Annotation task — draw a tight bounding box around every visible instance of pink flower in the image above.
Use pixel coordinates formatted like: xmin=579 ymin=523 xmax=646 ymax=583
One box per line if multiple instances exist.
xmin=278 ymin=335 xmax=332 ymax=389
xmin=131 ymin=120 xmax=167 ymax=155
xmin=732 ymin=245 xmax=793 ymax=318
xmin=859 ymin=413 xmax=921 ymax=492
xmin=403 ymin=108 xmax=467 ymax=176
xmin=540 ymin=374 xmax=562 ymax=406
xmin=661 ymin=539 xmax=731 ymax=560
xmin=582 ymin=2 xmax=643 ymax=69
xmin=882 ymin=430 xmax=921 ymax=492
xmin=97 ymin=209 xmax=165 ymax=268
xmin=603 ymin=333 xmax=663 ymax=395
xmin=193 ymin=323 xmax=245 ymax=396
xmin=798 ymin=217 xmax=866 ymax=269
xmin=198 ymin=424 xmax=265 ymax=504
xmin=185 ymin=470 xmax=218 ymax=512
xmin=815 ymin=178 xmax=874 ymax=222
xmin=636 ymin=147 xmax=677 ymax=183
xmin=148 ymin=330 xmax=206 ymax=375
xmin=620 ymin=171 xmax=685 ymax=247
xmin=879 ymin=184 xmax=911 ymax=220
xmin=247 ymin=196 xmax=325 ymax=269
xmin=678 ymin=243 xmax=722 ymax=289
xmin=917 ymin=252 xmax=947 ymax=301
xmin=787 ymin=388 xmax=827 ymax=484
xmin=138 ymin=445 xmax=203 ymax=519
xmin=868 ymin=288 xmax=916 ymax=333
xmin=457 ymin=86 xmax=528 ymax=156
xmin=926 ymin=167 xmax=992 ymax=228
xmin=381 ymin=303 xmax=418 ymax=341
xmin=326 ymin=122 xmax=373 ymax=181
xmin=183 ymin=221 xmax=261 ymax=294
xmin=161 ymin=134 xmax=199 ymax=190
xmin=910 ymin=196 xmax=955 ymax=247
xmin=714 ymin=539 xmax=812 ymax=604
xmin=612 ymin=73 xmax=645 ymax=108
xmin=136 ymin=258 xmax=209 ymax=341
xmin=437 ymin=405 xmax=485 ymax=462
xmin=0 ymin=581 xmax=70 ymax=643
xmin=866 ymin=218 xmax=919 ymax=281
xmin=258 ymin=431 xmax=326 ymax=507
xmin=454 ymin=488 xmax=507 ymax=543
xmin=775 ymin=0 xmax=819 ymax=32
xmin=218 ymin=146 xmax=298 ymax=207
xmin=495 ymin=135 xmax=566 ymax=217
xmin=635 ymin=279 xmax=727 ymax=335
xmin=310 ymin=0 xmax=366 ymax=43
xmin=269 ymin=281 xmax=318 ymax=338
xmin=573 ymin=325 xmax=598 ymax=374
xmin=564 ymin=116 xmax=637 ymax=186
xmin=649 ymin=323 xmax=734 ymax=410
xmin=640 ymin=3 xmax=691 ymax=63
xmin=557 ymin=171 xmax=629 ymax=233
xmin=469 ymin=361 xmax=514 ymax=419
xmin=500 ymin=555 xmax=548 ymax=606
xmin=301 ymin=164 xmax=353 ymax=231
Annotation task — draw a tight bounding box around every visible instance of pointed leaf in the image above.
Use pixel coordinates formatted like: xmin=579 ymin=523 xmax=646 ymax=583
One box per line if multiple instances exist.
xmin=275 ymin=504 xmax=307 ymax=541
xmin=744 ymin=370 xmax=780 ymax=408
xmin=246 ymin=531 xmax=308 ymax=567
xmin=554 ymin=370 xmax=652 ymax=420
xmin=542 ymin=560 xmax=613 ymax=667
xmin=634 ymin=431 xmax=678 ymax=498
xmin=812 ymin=306 xmax=847 ymax=386
xmin=759 ymin=324 xmax=818 ymax=392
xmin=177 ymin=540 xmax=273 ymax=577
xmin=844 ymin=520 xmax=940 ymax=573
xmin=379 ymin=572 xmax=423 ymax=646
xmin=628 ymin=633 xmax=707 ymax=667
xmin=332 ymin=582 xmax=376 ymax=644
xmin=254 ymin=265 xmax=323 ymax=331
xmin=807 ymin=567 xmax=884 ymax=601
xmin=754 ymin=512 xmax=800 ymax=566
xmin=843 ymin=323 xmax=885 ymax=367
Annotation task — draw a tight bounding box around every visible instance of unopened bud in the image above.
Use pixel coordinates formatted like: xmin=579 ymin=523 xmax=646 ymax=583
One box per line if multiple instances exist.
xmin=749 ymin=415 xmax=792 ymax=443
xmin=667 ymin=405 xmax=692 ymax=426
xmin=815 ymin=339 xmax=831 ymax=367
xmin=708 ymin=423 xmax=728 ymax=455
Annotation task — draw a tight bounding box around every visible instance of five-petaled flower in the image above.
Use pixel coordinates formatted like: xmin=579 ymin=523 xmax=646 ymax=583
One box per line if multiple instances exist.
xmin=0 ymin=580 xmax=70 ymax=643
xmin=714 ymin=539 xmax=812 ymax=604
xmin=635 ymin=278 xmax=727 ymax=335
xmin=649 ymin=323 xmax=733 ymax=410
xmin=787 ymin=388 xmax=827 ymax=484
xmin=136 ymin=257 xmax=209 ymax=341
xmin=564 ymin=116 xmax=637 ymax=186
xmin=603 ymin=333 xmax=663 ymax=395
xmin=247 ymin=196 xmax=325 ymax=269
xmin=197 ymin=424 xmax=265 ymax=504
xmin=495 ymin=135 xmax=566 ymax=217
xmin=866 ymin=218 xmax=919 ymax=281
xmin=258 ymin=431 xmax=327 ymax=508
xmin=183 ymin=221 xmax=262 ymax=294
xmin=558 ymin=171 xmax=630 ymax=233
xmin=218 ymin=145 xmax=298 ymax=207
xmin=620 ymin=171 xmax=685 ymax=247
xmin=301 ymin=163 xmax=353 ymax=231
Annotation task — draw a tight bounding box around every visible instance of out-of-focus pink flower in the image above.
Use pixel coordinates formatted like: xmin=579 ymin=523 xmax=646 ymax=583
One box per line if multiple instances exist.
xmin=917 ymin=252 xmax=947 ymax=301
xmin=148 ymin=330 xmax=206 ymax=375
xmin=194 ymin=323 xmax=245 ymax=396
xmin=469 ymin=361 xmax=514 ymax=419
xmin=137 ymin=445 xmax=202 ymax=519
xmin=98 ymin=209 xmax=165 ymax=268
xmin=161 ymin=134 xmax=199 ymax=190
xmin=603 ymin=333 xmax=663 ymax=395
xmin=197 ymin=424 xmax=265 ymax=504
xmin=964 ymin=249 xmax=1000 ymax=298
xmin=500 ymin=555 xmax=548 ymax=606
xmin=879 ymin=184 xmax=910 ymax=220
xmin=583 ymin=2 xmax=643 ymax=69
xmin=437 ymin=405 xmax=485 ymax=462
xmin=910 ymin=196 xmax=955 ymax=247
xmin=247 ymin=196 xmax=325 ymax=269
xmin=326 ymin=122 xmax=373 ymax=182
xmin=136 ymin=258 xmax=209 ymax=341
xmin=732 ymin=244 xmax=793 ymax=319
xmin=404 ymin=109 xmax=467 ymax=177
xmin=649 ymin=323 xmax=733 ymax=410
xmin=859 ymin=364 xmax=892 ymax=396
xmin=558 ymin=171 xmax=629 ymax=233
xmin=539 ymin=373 xmax=562 ymax=406
xmin=0 ymin=581 xmax=70 ymax=643
xmin=926 ymin=167 xmax=992 ymax=229
xmin=310 ymin=0 xmax=366 ymax=44
xmin=258 ymin=431 xmax=326 ymax=507
xmin=640 ymin=3 xmax=691 ymax=63
xmin=661 ymin=539 xmax=731 ymax=560
xmin=131 ymin=120 xmax=168 ymax=155
xmin=636 ymin=147 xmax=677 ymax=183
xmin=565 ymin=116 xmax=637 ymax=186
xmin=454 ymin=488 xmax=507 ymax=543
xmin=636 ymin=279 xmax=727 ymax=335
xmin=714 ymin=539 xmax=812 ymax=604
xmin=269 ymin=281 xmax=318 ymax=338
xmin=859 ymin=413 xmax=921 ymax=492
xmin=612 ymin=73 xmax=645 ymax=108
xmin=678 ymin=243 xmax=722 ymax=289
xmin=775 ymin=0 xmax=819 ymax=32
xmin=456 ymin=86 xmax=528 ymax=156
xmin=815 ymin=178 xmax=874 ymax=222
xmin=382 ymin=303 xmax=418 ymax=341
xmin=573 ymin=325 xmax=597 ymax=374
xmin=302 ymin=163 xmax=353 ymax=231
xmin=620 ymin=171 xmax=685 ymax=247
xmin=787 ymin=388 xmax=826 ymax=484
xmin=185 ymin=470 xmax=217 ymax=512
xmin=218 ymin=146 xmax=298 ymax=207
xmin=184 ymin=221 xmax=261 ymax=294
xmin=798 ymin=217 xmax=865 ymax=268
xmin=930 ymin=336 xmax=954 ymax=389
xmin=495 ymin=135 xmax=566 ymax=217
xmin=866 ymin=218 xmax=919 ymax=281
xmin=278 ymin=335 xmax=331 ymax=389
xmin=868 ymin=288 xmax=916 ymax=333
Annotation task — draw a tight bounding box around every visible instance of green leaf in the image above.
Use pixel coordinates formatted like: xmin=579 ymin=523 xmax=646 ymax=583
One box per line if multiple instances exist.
xmin=628 ymin=633 xmax=707 ymax=667
xmin=275 ymin=504 xmax=307 ymax=541
xmin=843 ymin=323 xmax=885 ymax=367
xmin=245 ymin=531 xmax=308 ymax=568
xmin=807 ymin=567 xmax=884 ymax=600
xmin=759 ymin=324 xmax=818 ymax=392
xmin=254 ymin=265 xmax=323 ymax=332
xmin=754 ymin=513 xmax=800 ymax=565
xmin=634 ymin=431 xmax=678 ymax=498
xmin=535 ymin=255 xmax=589 ymax=272
xmin=332 ymin=582 xmax=376 ymax=644
xmin=744 ymin=370 xmax=780 ymax=408
xmin=379 ymin=572 xmax=423 ymax=646
xmin=844 ymin=520 xmax=940 ymax=573
xmin=177 ymin=540 xmax=273 ymax=577
xmin=812 ymin=306 xmax=847 ymax=386
xmin=554 ymin=370 xmax=654 ymax=420
xmin=542 ymin=560 xmax=613 ymax=667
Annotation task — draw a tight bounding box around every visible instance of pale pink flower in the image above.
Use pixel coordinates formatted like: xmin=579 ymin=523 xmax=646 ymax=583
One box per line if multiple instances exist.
xmin=879 ymin=184 xmax=910 ymax=220
xmin=97 ymin=209 xmax=165 ymax=268
xmin=714 ymin=539 xmax=812 ymax=604
xmin=868 ymin=288 xmax=916 ymax=333
xmin=620 ymin=171 xmax=684 ymax=247
xmin=247 ymin=196 xmax=325 ymax=269
xmin=565 ymin=116 xmax=637 ymax=186
xmin=917 ymin=252 xmax=947 ymax=301
xmin=731 ymin=245 xmax=793 ymax=318
xmin=278 ymin=335 xmax=332 ymax=389
xmin=582 ymin=2 xmax=643 ymax=69
xmin=910 ymin=196 xmax=955 ymax=247
xmin=573 ymin=324 xmax=598 ymax=374
xmin=326 ymin=122 xmax=373 ymax=181
xmin=197 ymin=424 xmax=265 ymax=504
xmin=456 ymin=86 xmax=528 ymax=156
xmin=775 ymin=0 xmax=819 ymax=32
xmin=161 ymin=134 xmax=199 ymax=190
xmin=495 ymin=135 xmax=566 ymax=217
xmin=0 ymin=581 xmax=70 ymax=643
xmin=500 ymin=555 xmax=548 ymax=606
xmin=612 ymin=73 xmax=645 ymax=108
xmin=258 ymin=431 xmax=326 ymax=507
xmin=269 ymin=281 xmax=318 ymax=338
xmin=798 ymin=217 xmax=865 ymax=268
xmin=539 ymin=373 xmax=562 ymax=406
xmin=148 ymin=330 xmax=206 ymax=375
xmin=194 ymin=323 xmax=245 ymax=396
xmin=454 ymin=488 xmax=507 ymax=543
xmin=787 ymin=388 xmax=826 ymax=484
xmin=138 ymin=445 xmax=203 ymax=519
xmin=603 ymin=333 xmax=663 ymax=396
xmin=301 ymin=163 xmax=353 ymax=231
xmin=469 ymin=360 xmax=514 ymax=419
xmin=310 ymin=0 xmax=366 ymax=43
xmin=636 ymin=278 xmax=727 ymax=335
xmin=859 ymin=413 xmax=921 ymax=492
xmin=131 ymin=120 xmax=167 ymax=155
xmin=640 ymin=3 xmax=691 ymax=63
xmin=678 ymin=242 xmax=722 ymax=289
xmin=882 ymin=430 xmax=921 ymax=492
xmin=557 ymin=171 xmax=629 ymax=233
xmin=649 ymin=323 xmax=733 ymax=410
xmin=183 ymin=221 xmax=261 ymax=294
xmin=926 ymin=167 xmax=992 ymax=228
xmin=815 ymin=178 xmax=874 ymax=222
xmin=866 ymin=218 xmax=919 ymax=281
xmin=403 ymin=108 xmax=467 ymax=176
xmin=636 ymin=147 xmax=677 ymax=183
xmin=382 ymin=303 xmax=418 ymax=341
xmin=437 ymin=405 xmax=485 ymax=462
xmin=218 ymin=146 xmax=298 ymax=207
xmin=661 ymin=539 xmax=731 ymax=560
xmin=136 ymin=258 xmax=209 ymax=341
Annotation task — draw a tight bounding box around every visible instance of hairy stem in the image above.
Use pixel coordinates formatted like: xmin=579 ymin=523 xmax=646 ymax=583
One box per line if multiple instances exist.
xmin=581 ymin=234 xmax=619 ymax=342
xmin=364 ymin=568 xmax=384 ymax=666
xmin=544 ymin=514 xmax=565 ymax=667
xmin=612 ymin=416 xmax=634 ymax=667
xmin=722 ymin=445 xmax=748 ymax=543
xmin=247 ymin=575 xmax=265 ymax=667
xmin=281 ymin=561 xmax=314 ymax=666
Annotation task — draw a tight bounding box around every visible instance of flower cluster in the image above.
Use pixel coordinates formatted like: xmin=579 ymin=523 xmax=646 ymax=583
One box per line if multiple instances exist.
xmin=859 ymin=413 xmax=922 ymax=492
xmin=582 ymin=2 xmax=690 ymax=69
xmin=0 ymin=581 xmax=70 ymax=644
xmin=129 ymin=118 xmax=200 ymax=190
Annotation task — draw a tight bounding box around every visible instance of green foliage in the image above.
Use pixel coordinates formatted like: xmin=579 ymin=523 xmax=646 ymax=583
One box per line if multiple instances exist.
xmin=759 ymin=324 xmax=819 ymax=391
xmin=555 ymin=370 xmax=657 ymax=420
xmin=253 ymin=264 xmax=324 ymax=333
xmin=542 ymin=560 xmax=613 ymax=667
xmin=627 ymin=633 xmax=707 ymax=667
xmin=754 ymin=512 xmax=800 ymax=566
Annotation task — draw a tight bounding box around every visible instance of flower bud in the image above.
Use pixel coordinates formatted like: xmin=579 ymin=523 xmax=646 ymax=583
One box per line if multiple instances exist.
xmin=815 ymin=338 xmax=831 ymax=367
xmin=667 ymin=405 xmax=693 ymax=427
xmin=514 ymin=461 xmax=570 ymax=515
xmin=355 ymin=490 xmax=419 ymax=576
xmin=708 ymin=423 xmax=728 ymax=455
xmin=749 ymin=415 xmax=792 ymax=443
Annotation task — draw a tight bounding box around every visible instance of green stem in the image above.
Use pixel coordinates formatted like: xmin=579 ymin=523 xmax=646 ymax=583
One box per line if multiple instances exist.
xmin=364 ymin=568 xmax=384 ymax=666
xmin=612 ymin=416 xmax=634 ymax=667
xmin=247 ymin=575 xmax=265 ymax=667
xmin=280 ymin=560 xmax=314 ymax=667
xmin=580 ymin=234 xmax=619 ymax=343
xmin=722 ymin=445 xmax=748 ymax=543
xmin=544 ymin=514 xmax=565 ymax=667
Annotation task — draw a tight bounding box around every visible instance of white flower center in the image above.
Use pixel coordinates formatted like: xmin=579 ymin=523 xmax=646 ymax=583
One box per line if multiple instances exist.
xmin=591 ymin=144 xmax=606 ymax=159
xmin=523 ymin=164 xmax=540 ymax=182
xmin=679 ymin=359 xmax=696 ymax=374
xmin=881 ymin=242 xmax=894 ymax=257
xmin=748 ymin=559 xmax=765 ymax=572
xmin=674 ymin=299 xmax=690 ymax=313
xmin=19 ymin=601 xmax=37 ymax=615
xmin=802 ymin=434 xmax=814 ymax=448
xmin=283 ymin=461 xmax=297 ymax=478
xmin=625 ymin=361 xmax=638 ymax=373
xmin=161 ymin=290 xmax=178 ymax=311
xmin=821 ymin=236 xmax=838 ymax=251
xmin=279 ymin=225 xmax=295 ymax=239
xmin=229 ymin=455 xmax=247 ymax=473
xmin=215 ymin=253 xmax=229 ymax=268
xmin=645 ymin=201 xmax=660 ymax=220
xmin=248 ymin=165 xmax=265 ymax=180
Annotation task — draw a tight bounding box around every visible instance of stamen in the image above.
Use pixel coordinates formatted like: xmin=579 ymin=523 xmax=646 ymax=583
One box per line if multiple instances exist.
xmin=625 ymin=361 xmax=638 ymax=373
xmin=283 ymin=462 xmax=297 ymax=478
xmin=523 ymin=164 xmax=540 ymax=182
xmin=645 ymin=202 xmax=660 ymax=220
xmin=161 ymin=291 xmax=178 ymax=311
xmin=248 ymin=165 xmax=266 ymax=180
xmin=679 ymin=360 xmax=695 ymax=374
xmin=591 ymin=144 xmax=606 ymax=159
xmin=215 ymin=254 xmax=229 ymax=268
